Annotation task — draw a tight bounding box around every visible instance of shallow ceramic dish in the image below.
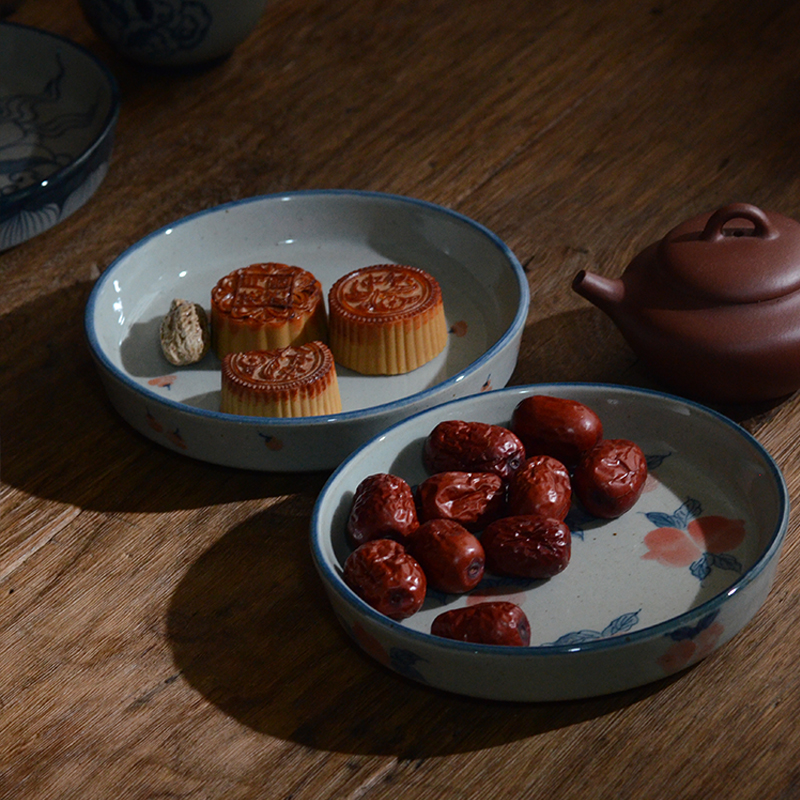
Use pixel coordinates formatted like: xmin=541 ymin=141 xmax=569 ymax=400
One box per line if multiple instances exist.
xmin=311 ymin=383 xmax=789 ymax=701
xmin=85 ymin=190 xmax=529 ymax=471
xmin=0 ymin=23 xmax=119 ymax=250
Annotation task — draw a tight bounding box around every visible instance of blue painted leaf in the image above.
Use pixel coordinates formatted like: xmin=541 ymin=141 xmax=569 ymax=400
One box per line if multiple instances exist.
xmin=690 ymin=554 xmax=711 ymax=581
xmin=644 ymin=511 xmax=679 ymax=528
xmin=646 ymin=452 xmax=672 ymax=469
xmin=674 ymin=497 xmax=703 ymax=528
xmin=390 ymin=647 xmax=428 ymax=683
xmin=666 ymin=611 xmax=720 ymax=641
xmin=601 ymin=610 xmax=641 ymax=637
xmin=709 ymin=552 xmax=743 ymax=573
xmin=547 ymin=630 xmax=602 ymax=646
xmin=695 ymin=611 xmax=720 ymax=632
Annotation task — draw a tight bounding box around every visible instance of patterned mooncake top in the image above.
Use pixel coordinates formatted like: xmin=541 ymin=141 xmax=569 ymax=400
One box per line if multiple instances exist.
xmin=222 ymin=341 xmax=334 ymax=391
xmin=211 ymin=263 xmax=322 ymax=322
xmin=329 ymin=264 xmax=442 ymax=321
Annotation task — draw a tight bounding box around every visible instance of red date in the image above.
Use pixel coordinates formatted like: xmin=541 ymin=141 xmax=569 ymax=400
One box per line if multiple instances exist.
xmin=481 ymin=515 xmax=571 ymax=579
xmin=506 ymin=455 xmax=571 ymax=521
xmin=416 ymin=471 xmax=505 ymax=531
xmin=347 ymin=473 xmax=419 ymax=549
xmin=423 ymin=420 xmax=525 ymax=479
xmin=431 ymin=601 xmax=531 ymax=646
xmin=572 ymin=438 xmax=647 ymax=519
xmin=511 ymin=395 xmax=603 ymax=468
xmin=343 ymin=539 xmax=426 ymax=620
xmin=405 ymin=519 xmax=485 ymax=594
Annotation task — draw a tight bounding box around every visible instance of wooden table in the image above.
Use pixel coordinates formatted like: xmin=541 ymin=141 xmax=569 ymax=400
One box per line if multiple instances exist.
xmin=3 ymin=0 xmax=800 ymax=797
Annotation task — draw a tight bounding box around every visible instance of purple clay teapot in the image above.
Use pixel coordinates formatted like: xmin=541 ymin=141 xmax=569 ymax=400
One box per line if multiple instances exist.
xmin=572 ymin=202 xmax=800 ymax=403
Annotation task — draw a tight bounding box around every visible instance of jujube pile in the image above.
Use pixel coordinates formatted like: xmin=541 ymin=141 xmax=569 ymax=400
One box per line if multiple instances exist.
xmin=341 ymin=394 xmax=648 ymax=646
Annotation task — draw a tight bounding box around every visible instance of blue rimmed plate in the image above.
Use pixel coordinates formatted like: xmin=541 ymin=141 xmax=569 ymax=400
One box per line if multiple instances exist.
xmin=85 ymin=190 xmax=529 ymax=471
xmin=311 ymin=383 xmax=789 ymax=701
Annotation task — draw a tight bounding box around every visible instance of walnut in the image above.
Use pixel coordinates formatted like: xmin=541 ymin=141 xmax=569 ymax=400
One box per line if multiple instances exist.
xmin=159 ymin=299 xmax=211 ymax=366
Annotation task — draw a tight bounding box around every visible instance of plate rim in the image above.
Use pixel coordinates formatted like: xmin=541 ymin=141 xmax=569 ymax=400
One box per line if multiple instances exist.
xmin=0 ymin=21 xmax=121 ymax=217
xmin=84 ymin=188 xmax=530 ymax=427
xmin=310 ymin=381 xmax=790 ymax=656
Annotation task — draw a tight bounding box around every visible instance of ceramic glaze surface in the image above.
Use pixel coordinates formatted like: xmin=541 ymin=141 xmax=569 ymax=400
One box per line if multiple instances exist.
xmin=0 ymin=23 xmax=119 ymax=250
xmin=78 ymin=0 xmax=269 ymax=66
xmin=311 ymin=383 xmax=789 ymax=701
xmin=573 ymin=203 xmax=800 ymax=403
xmin=85 ymin=190 xmax=529 ymax=471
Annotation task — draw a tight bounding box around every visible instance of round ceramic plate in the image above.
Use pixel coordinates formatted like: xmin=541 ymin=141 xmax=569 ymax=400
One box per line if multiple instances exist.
xmin=85 ymin=190 xmax=529 ymax=471
xmin=311 ymin=383 xmax=789 ymax=701
xmin=0 ymin=23 xmax=119 ymax=250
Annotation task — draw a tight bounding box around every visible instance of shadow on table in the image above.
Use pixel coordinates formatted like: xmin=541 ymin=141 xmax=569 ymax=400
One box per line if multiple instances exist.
xmin=166 ymin=503 xmax=688 ymax=758
xmin=0 ymin=283 xmax=783 ymax=510
xmin=0 ymin=282 xmax=330 ymax=511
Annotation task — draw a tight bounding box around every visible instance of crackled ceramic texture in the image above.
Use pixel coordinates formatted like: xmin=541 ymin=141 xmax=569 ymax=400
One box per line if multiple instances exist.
xmin=0 ymin=23 xmax=119 ymax=251
xmin=85 ymin=190 xmax=529 ymax=471
xmin=310 ymin=383 xmax=789 ymax=701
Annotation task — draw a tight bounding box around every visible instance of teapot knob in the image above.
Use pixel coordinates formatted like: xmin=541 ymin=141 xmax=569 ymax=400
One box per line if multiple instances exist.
xmin=700 ymin=203 xmax=777 ymax=242
xmin=659 ymin=202 xmax=800 ymax=303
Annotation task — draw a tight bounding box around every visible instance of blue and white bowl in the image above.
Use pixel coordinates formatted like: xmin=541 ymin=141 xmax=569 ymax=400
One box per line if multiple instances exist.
xmin=0 ymin=23 xmax=119 ymax=251
xmin=311 ymin=383 xmax=789 ymax=701
xmin=79 ymin=0 xmax=269 ymax=67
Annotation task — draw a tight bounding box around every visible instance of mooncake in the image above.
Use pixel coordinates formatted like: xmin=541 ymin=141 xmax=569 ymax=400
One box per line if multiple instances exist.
xmin=220 ymin=341 xmax=341 ymax=418
xmin=211 ymin=262 xmax=327 ymax=359
xmin=328 ymin=264 xmax=447 ymax=375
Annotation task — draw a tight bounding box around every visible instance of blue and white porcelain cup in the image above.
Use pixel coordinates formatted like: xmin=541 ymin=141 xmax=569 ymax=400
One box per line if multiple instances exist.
xmin=79 ymin=0 xmax=269 ymax=67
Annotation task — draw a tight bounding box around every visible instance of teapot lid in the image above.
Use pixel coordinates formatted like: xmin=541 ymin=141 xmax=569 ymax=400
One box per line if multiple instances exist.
xmin=658 ymin=203 xmax=800 ymax=304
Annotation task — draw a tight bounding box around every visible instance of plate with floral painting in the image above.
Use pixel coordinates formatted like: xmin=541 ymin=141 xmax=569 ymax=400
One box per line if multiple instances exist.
xmin=311 ymin=383 xmax=789 ymax=701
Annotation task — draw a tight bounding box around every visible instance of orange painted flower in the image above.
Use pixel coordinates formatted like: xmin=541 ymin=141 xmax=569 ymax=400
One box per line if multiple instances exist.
xmin=643 ymin=526 xmax=702 ymax=567
xmin=688 ymin=516 xmax=746 ymax=553
xmin=145 ymin=410 xmax=164 ymax=433
xmin=149 ymin=375 xmax=177 ymax=388
xmin=350 ymin=620 xmax=390 ymax=667
xmin=166 ymin=429 xmax=187 ymax=449
xmin=658 ymin=615 xmax=724 ymax=674
xmin=642 ymin=500 xmax=745 ymax=581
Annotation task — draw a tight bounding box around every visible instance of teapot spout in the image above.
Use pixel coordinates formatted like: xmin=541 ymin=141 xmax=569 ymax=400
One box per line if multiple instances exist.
xmin=572 ymin=270 xmax=625 ymax=315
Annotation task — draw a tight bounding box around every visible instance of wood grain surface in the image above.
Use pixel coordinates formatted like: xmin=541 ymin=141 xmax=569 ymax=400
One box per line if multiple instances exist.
xmin=3 ymin=0 xmax=800 ymax=797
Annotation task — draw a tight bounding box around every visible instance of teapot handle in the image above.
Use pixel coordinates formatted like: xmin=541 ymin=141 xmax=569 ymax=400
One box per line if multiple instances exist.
xmin=700 ymin=203 xmax=777 ymax=241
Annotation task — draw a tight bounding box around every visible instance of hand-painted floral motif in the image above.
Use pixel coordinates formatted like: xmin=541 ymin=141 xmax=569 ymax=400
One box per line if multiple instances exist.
xmin=642 ymin=498 xmax=745 ymax=581
xmin=349 ymin=620 xmax=428 ymax=682
xmin=258 ymin=433 xmax=284 ymax=451
xmin=658 ymin=611 xmax=724 ymax=674
xmin=144 ymin=409 xmax=186 ymax=448
xmin=82 ymin=0 xmax=212 ymax=60
xmin=165 ymin=428 xmax=187 ymax=449
xmin=545 ymin=610 xmax=641 ymax=646
xmin=350 ymin=620 xmax=391 ymax=668
xmin=145 ymin=410 xmax=163 ymax=434
xmin=149 ymin=375 xmax=176 ymax=388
